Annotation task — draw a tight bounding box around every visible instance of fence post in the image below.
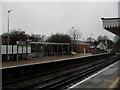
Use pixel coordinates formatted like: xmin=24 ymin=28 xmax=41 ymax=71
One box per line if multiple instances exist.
xmin=43 ymin=44 xmax=45 ymax=56
xmin=36 ymin=44 xmax=37 ymax=58
xmin=57 ymin=44 xmax=59 ymax=55
xmin=22 ymin=45 xmax=23 ymax=59
xmin=7 ymin=44 xmax=9 ymax=61
xmin=16 ymin=45 xmax=18 ymax=61
xmin=26 ymin=45 xmax=28 ymax=59
xmin=51 ymin=44 xmax=52 ymax=56
xmin=62 ymin=45 xmax=63 ymax=55
xmin=68 ymin=45 xmax=69 ymax=55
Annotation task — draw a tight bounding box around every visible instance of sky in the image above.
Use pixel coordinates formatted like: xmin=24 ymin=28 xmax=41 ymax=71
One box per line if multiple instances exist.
xmin=2 ymin=1 xmax=119 ymax=41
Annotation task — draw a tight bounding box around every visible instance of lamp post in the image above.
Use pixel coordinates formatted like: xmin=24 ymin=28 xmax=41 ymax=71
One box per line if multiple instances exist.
xmin=71 ymin=26 xmax=75 ymax=53
xmin=89 ymin=34 xmax=93 ymax=54
xmin=7 ymin=9 xmax=13 ymax=60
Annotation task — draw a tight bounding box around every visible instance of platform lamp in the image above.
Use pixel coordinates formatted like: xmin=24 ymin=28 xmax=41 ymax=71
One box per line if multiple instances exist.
xmin=7 ymin=9 xmax=13 ymax=60
xmin=71 ymin=26 xmax=77 ymax=53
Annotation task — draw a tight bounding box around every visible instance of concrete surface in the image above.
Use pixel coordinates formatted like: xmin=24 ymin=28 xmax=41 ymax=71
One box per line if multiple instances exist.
xmin=69 ymin=60 xmax=120 ymax=89
xmin=2 ymin=53 xmax=92 ymax=68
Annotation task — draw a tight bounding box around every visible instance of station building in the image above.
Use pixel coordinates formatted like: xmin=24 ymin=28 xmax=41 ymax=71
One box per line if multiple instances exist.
xmin=30 ymin=42 xmax=70 ymax=58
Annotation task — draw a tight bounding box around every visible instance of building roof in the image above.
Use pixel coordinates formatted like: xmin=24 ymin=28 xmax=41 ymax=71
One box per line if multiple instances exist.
xmin=101 ymin=18 xmax=120 ymax=20
xmin=101 ymin=18 xmax=120 ymax=36
xmin=30 ymin=42 xmax=70 ymax=45
xmin=76 ymin=40 xmax=90 ymax=45
xmin=96 ymin=40 xmax=106 ymax=46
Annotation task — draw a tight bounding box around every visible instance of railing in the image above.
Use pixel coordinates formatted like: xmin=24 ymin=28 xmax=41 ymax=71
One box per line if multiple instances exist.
xmin=2 ymin=45 xmax=31 ymax=61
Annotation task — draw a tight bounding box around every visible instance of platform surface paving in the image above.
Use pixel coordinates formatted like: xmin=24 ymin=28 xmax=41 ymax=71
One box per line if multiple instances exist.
xmin=2 ymin=53 xmax=92 ymax=68
xmin=69 ymin=60 xmax=120 ymax=89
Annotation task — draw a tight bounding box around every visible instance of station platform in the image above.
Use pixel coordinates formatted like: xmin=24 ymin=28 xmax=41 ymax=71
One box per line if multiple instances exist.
xmin=2 ymin=53 xmax=92 ymax=68
xmin=69 ymin=60 xmax=120 ymax=89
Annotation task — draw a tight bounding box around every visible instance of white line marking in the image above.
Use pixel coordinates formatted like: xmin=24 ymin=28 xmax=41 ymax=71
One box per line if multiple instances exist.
xmin=67 ymin=61 xmax=119 ymax=89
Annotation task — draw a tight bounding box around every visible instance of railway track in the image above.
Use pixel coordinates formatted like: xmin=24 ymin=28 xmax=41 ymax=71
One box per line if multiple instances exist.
xmin=2 ymin=54 xmax=120 ymax=90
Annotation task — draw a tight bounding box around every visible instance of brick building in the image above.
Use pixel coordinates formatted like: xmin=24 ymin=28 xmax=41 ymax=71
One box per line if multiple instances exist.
xmin=74 ymin=41 xmax=90 ymax=53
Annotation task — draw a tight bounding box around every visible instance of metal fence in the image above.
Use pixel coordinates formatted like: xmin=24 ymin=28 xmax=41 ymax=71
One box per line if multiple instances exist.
xmin=2 ymin=45 xmax=31 ymax=61
xmin=2 ymin=42 xmax=71 ymax=61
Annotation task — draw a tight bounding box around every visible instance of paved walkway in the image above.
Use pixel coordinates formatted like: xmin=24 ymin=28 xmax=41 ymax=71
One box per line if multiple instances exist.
xmin=2 ymin=53 xmax=92 ymax=67
xmin=69 ymin=60 xmax=120 ymax=89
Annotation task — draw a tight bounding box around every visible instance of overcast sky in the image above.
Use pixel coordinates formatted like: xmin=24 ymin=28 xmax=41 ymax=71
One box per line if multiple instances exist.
xmin=2 ymin=2 xmax=118 ymax=40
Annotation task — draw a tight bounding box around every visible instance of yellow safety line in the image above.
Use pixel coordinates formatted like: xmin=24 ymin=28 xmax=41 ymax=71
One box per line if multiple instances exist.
xmin=108 ymin=76 xmax=120 ymax=90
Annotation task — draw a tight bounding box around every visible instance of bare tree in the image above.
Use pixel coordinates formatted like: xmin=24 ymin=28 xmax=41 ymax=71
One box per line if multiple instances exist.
xmin=30 ymin=34 xmax=45 ymax=42
xmin=97 ymin=35 xmax=103 ymax=41
xmin=2 ymin=29 xmax=29 ymax=45
xmin=102 ymin=35 xmax=109 ymax=40
xmin=68 ymin=27 xmax=82 ymax=52
xmin=86 ymin=37 xmax=95 ymax=42
xmin=97 ymin=35 xmax=109 ymax=41
xmin=113 ymin=35 xmax=119 ymax=42
xmin=46 ymin=33 xmax=71 ymax=43
xmin=2 ymin=29 xmax=46 ymax=45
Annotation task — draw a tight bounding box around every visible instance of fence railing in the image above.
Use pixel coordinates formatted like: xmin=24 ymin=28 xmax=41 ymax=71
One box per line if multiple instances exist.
xmin=1 ymin=45 xmax=31 ymax=55
xmin=2 ymin=45 xmax=31 ymax=61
